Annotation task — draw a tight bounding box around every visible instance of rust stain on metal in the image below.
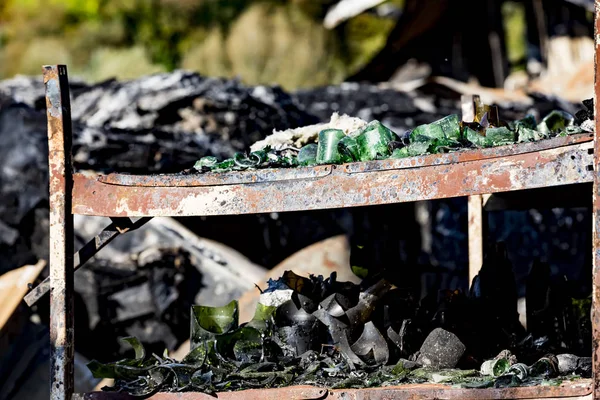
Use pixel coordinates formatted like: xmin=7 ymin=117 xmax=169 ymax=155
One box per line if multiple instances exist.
xmin=326 ymin=380 xmax=592 ymax=399
xmin=45 ymin=65 xmax=75 ymax=400
xmin=72 ymin=141 xmax=592 ymax=218
xmin=593 ymin=3 xmax=600 ymax=399
xmin=74 ymin=380 xmax=591 ymax=399
xmin=76 ymin=386 xmax=328 ymax=400
xmin=98 ymin=165 xmax=333 ymax=187
xmin=97 ymin=135 xmax=591 ymax=189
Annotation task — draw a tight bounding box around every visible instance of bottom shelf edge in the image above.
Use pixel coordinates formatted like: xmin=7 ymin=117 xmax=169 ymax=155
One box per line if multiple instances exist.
xmin=75 ymin=378 xmax=592 ymax=400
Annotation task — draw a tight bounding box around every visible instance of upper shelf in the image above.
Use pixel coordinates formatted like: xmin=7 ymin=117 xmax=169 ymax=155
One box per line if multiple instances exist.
xmin=72 ymin=133 xmax=594 ymax=217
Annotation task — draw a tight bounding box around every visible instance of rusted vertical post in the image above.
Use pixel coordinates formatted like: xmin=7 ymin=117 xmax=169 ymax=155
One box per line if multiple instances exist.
xmin=44 ymin=65 xmax=74 ymax=400
xmin=593 ymin=3 xmax=600 ymax=399
xmin=461 ymin=94 xmax=485 ymax=287
xmin=468 ymin=194 xmax=484 ymax=287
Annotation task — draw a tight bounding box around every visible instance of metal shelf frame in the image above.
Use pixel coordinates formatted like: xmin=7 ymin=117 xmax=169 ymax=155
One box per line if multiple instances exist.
xmin=37 ymin=7 xmax=600 ymax=398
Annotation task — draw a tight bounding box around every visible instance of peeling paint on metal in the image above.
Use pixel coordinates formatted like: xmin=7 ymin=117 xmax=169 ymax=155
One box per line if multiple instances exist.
xmin=72 ymin=141 xmax=592 ymax=217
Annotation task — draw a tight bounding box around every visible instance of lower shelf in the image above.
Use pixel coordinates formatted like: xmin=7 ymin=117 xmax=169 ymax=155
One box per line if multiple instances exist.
xmin=76 ymin=379 xmax=592 ymax=400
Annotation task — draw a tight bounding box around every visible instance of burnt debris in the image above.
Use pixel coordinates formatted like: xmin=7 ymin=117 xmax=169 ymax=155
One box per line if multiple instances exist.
xmin=88 ymin=269 xmax=592 ymax=396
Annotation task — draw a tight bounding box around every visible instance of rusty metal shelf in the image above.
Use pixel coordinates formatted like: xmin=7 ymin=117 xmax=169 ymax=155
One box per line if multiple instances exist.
xmin=74 ymin=380 xmax=592 ymax=400
xmin=40 ymin=22 xmax=600 ymax=397
xmin=71 ymin=133 xmax=593 ymax=217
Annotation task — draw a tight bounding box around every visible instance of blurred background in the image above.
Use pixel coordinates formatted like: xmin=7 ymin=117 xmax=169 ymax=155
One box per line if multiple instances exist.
xmin=0 ymin=0 xmax=597 ymax=398
xmin=0 ymin=0 xmax=593 ymax=96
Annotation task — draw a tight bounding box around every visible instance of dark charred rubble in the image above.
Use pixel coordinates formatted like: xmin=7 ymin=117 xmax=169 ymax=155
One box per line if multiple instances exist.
xmin=0 ymin=72 xmax=593 ymax=368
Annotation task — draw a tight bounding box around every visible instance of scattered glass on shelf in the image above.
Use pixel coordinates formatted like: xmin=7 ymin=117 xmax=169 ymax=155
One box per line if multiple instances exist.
xmin=191 ymin=100 xmax=590 ymax=174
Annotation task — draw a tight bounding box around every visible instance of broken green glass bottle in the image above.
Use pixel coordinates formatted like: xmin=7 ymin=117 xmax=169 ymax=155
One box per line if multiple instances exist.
xmin=355 ymin=121 xmax=395 ymax=161
xmin=390 ymin=142 xmax=430 ymax=158
xmin=480 ymin=358 xmax=510 ymax=377
xmin=338 ymin=135 xmax=360 ymax=163
xmin=410 ymin=114 xmax=461 ymax=143
xmin=511 ymin=116 xmax=544 ymax=143
xmin=486 ymin=127 xmax=515 ymax=146
xmin=233 ymin=149 xmax=269 ymax=168
xmin=194 ymin=156 xmax=218 ymax=171
xmin=316 ymin=129 xmax=346 ymax=164
xmin=212 ymin=158 xmax=236 ymax=172
xmin=537 ymin=110 xmax=575 ymax=135
xmin=515 ymin=115 xmax=537 ymax=130
xmin=517 ymin=127 xmax=545 ymax=143
xmin=464 ymin=127 xmax=490 ymax=148
xmin=298 ymin=143 xmax=318 ymax=166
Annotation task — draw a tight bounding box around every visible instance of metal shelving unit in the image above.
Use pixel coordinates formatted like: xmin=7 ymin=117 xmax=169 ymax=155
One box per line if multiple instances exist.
xmin=35 ymin=9 xmax=600 ymax=397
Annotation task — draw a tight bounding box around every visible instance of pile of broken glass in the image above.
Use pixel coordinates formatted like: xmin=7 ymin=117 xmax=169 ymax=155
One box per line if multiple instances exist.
xmin=193 ymin=99 xmax=593 ymax=173
xmin=88 ymin=270 xmax=590 ymax=396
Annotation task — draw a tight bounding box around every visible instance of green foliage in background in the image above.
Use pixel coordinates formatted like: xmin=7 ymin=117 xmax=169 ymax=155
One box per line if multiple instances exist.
xmin=501 ymin=1 xmax=527 ymax=72
xmin=0 ymin=0 xmax=398 ymax=89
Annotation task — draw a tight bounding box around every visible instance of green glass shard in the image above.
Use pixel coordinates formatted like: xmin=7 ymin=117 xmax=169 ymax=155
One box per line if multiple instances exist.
xmin=86 ymin=337 xmax=153 ymax=380
xmin=87 ymin=360 xmax=118 ymax=379
xmin=486 ymin=127 xmax=515 ymax=146
xmin=338 ymin=135 xmax=360 ymax=163
xmin=212 ymin=158 xmax=235 ymax=172
xmin=410 ymin=141 xmax=432 ymax=155
xmin=355 ymin=120 xmax=396 ymax=141
xmin=316 ymin=129 xmax=346 ymax=164
xmin=390 ymin=142 xmax=430 ymax=158
xmin=515 ymin=115 xmax=537 ymax=130
xmin=233 ymin=152 xmax=257 ymax=168
xmin=246 ymin=303 xmax=277 ymax=332
xmin=121 ymin=337 xmax=146 ymax=360
xmin=355 ymin=126 xmax=393 ymax=161
xmin=459 ymin=377 xmax=495 ymax=388
xmin=191 ymin=300 xmax=239 ymax=349
xmin=480 ymin=358 xmax=510 ymax=377
xmin=251 ymin=148 xmax=270 ymax=164
xmin=391 ymin=148 xmax=409 ymax=158
xmin=429 ymin=137 xmax=458 ymax=154
xmin=270 ymin=153 xmax=299 ymax=168
xmin=182 ymin=343 xmax=209 ymax=365
xmin=351 ymin=265 xmax=369 ymax=279
xmin=215 ymin=326 xmax=263 ymax=362
xmin=465 ymin=127 xmax=490 ymax=148
xmin=391 ymin=360 xmax=411 ymax=376
xmin=530 ymin=357 xmax=558 ymax=378
xmin=508 ymin=363 xmax=529 ymax=380
xmin=410 ymin=123 xmax=444 ymax=142
xmin=410 ymin=115 xmax=461 ymax=143
xmin=563 ymin=125 xmax=584 ymax=135
xmin=437 ymin=114 xmax=461 ymax=140
xmin=410 ymin=367 xmax=434 ymax=380
xmin=431 ymin=369 xmax=478 ymax=383
xmin=297 ymin=143 xmax=318 ymax=166
xmin=537 ymin=110 xmax=575 ymax=135
xmin=349 ymin=322 xmax=389 ymax=366
xmin=194 ymin=156 xmax=218 ymax=171
xmin=517 ymin=127 xmax=545 ymax=143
